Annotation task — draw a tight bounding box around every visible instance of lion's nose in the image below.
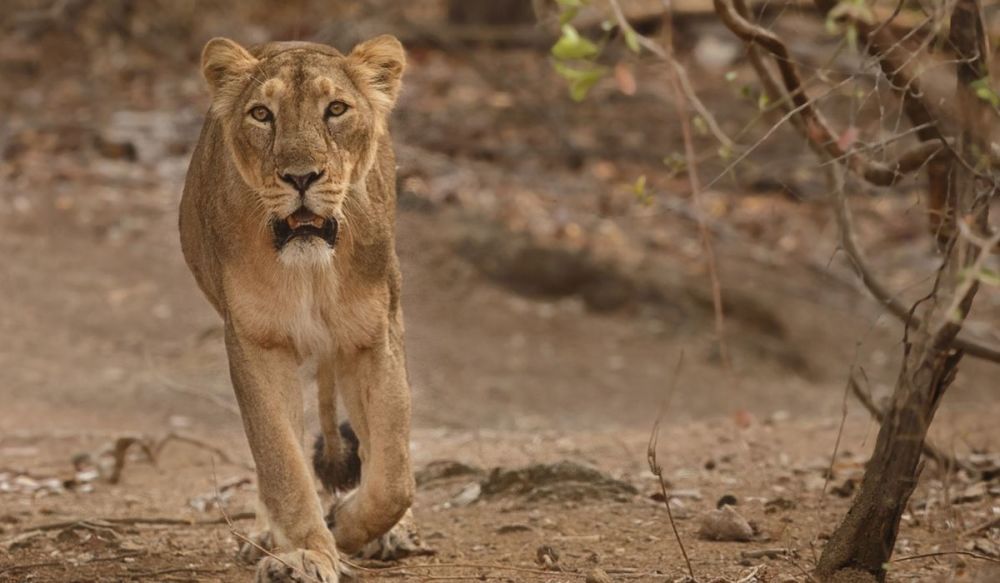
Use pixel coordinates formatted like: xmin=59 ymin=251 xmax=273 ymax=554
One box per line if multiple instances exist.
xmin=280 ymin=170 xmax=323 ymax=193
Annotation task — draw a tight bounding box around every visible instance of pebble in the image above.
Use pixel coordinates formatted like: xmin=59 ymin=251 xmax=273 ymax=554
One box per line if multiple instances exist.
xmin=697 ymin=505 xmax=754 ymax=542
xmin=585 ymin=567 xmax=614 ymax=583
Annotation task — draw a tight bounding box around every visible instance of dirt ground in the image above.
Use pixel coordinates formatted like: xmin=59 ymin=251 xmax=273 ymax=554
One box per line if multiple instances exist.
xmin=1 ymin=2 xmax=999 ymax=582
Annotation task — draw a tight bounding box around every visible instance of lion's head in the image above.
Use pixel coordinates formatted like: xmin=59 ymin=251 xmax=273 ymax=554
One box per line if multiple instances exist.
xmin=200 ymin=36 xmax=405 ymax=264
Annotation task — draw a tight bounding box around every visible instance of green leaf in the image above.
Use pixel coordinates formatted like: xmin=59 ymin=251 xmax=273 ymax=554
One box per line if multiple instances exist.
xmin=718 ymin=145 xmax=733 ymax=162
xmin=824 ymin=16 xmax=839 ymax=35
xmin=552 ymin=24 xmax=599 ymax=60
xmin=757 ymin=93 xmax=770 ymax=111
xmin=693 ymin=115 xmax=707 ymax=135
xmin=553 ymin=61 xmax=608 ymax=102
xmin=845 ymin=23 xmax=858 ymax=52
xmin=632 ymin=175 xmax=653 ymax=206
xmin=663 ymin=152 xmax=687 ymax=177
xmin=555 ymin=1 xmax=589 ymax=25
xmin=633 ymin=174 xmax=646 ymax=195
xmin=624 ymin=28 xmax=641 ymax=54
xmin=980 ymin=268 xmax=1000 ymax=286
xmin=724 ymin=71 xmax=738 ymax=83
xmin=971 ymin=77 xmax=1000 ymax=107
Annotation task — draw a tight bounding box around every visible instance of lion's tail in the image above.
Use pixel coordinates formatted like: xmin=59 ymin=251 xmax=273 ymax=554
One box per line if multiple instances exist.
xmin=312 ymin=421 xmax=362 ymax=493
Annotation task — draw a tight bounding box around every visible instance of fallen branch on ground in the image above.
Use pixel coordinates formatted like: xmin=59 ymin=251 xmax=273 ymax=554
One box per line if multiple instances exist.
xmin=0 ymin=551 xmax=144 ymax=575
xmin=4 ymin=512 xmax=255 ymax=540
xmin=890 ymin=550 xmax=1000 ymax=565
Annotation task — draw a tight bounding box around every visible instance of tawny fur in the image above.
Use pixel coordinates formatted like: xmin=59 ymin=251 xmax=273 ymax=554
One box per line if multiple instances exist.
xmin=179 ymin=36 xmax=414 ymax=583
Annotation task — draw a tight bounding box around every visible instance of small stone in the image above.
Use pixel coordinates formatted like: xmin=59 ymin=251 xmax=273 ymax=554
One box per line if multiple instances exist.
xmin=952 ymin=482 xmax=987 ymax=504
xmin=764 ymin=496 xmax=796 ymax=513
xmin=830 ymin=478 xmax=856 ymax=498
xmin=118 ymin=540 xmax=144 ymax=552
xmin=585 ymin=567 xmax=614 ymax=583
xmin=697 ymin=505 xmax=754 ymax=542
xmin=496 ymin=523 xmax=533 ymax=535
xmin=448 ymin=483 xmax=481 ymax=507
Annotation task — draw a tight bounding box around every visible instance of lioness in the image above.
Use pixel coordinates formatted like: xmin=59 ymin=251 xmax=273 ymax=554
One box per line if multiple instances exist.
xmin=179 ymin=36 xmax=413 ymax=582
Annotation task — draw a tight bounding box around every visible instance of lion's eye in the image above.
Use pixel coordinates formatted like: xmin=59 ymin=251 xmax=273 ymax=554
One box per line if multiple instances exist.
xmin=249 ymin=106 xmax=273 ymax=123
xmin=326 ymin=101 xmax=349 ymax=118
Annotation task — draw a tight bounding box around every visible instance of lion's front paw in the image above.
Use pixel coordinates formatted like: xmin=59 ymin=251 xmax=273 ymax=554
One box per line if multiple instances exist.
xmin=356 ymin=509 xmax=435 ymax=561
xmin=238 ymin=530 xmax=275 ymax=565
xmin=254 ymin=550 xmax=340 ymax=583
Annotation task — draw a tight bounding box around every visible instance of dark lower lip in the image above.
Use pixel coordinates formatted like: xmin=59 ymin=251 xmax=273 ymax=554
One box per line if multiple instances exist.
xmin=272 ymin=215 xmax=339 ymax=250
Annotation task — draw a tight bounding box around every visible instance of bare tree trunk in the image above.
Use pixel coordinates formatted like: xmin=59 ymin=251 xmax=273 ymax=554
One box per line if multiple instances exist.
xmin=815 ymin=1 xmax=994 ymax=581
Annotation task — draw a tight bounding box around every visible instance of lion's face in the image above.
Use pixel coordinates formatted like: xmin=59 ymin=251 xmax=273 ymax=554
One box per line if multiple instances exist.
xmin=200 ymin=37 xmax=404 ymax=264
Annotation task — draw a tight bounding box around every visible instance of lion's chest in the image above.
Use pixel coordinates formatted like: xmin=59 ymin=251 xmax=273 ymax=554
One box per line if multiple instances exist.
xmin=227 ymin=266 xmax=378 ymax=357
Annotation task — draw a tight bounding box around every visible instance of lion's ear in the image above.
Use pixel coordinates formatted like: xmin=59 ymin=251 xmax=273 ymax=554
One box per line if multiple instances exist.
xmin=201 ymin=37 xmax=257 ymax=97
xmin=348 ymin=35 xmax=406 ymax=114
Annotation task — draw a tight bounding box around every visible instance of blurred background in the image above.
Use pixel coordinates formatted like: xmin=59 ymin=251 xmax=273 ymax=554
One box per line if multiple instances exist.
xmin=1 ymin=1 xmax=998 ymax=581
xmin=2 ymin=0 xmax=997 ymax=431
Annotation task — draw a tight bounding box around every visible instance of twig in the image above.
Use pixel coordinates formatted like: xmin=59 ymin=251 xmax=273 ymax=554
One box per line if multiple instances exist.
xmin=608 ymin=0 xmax=730 ymax=368
xmin=603 ymin=1 xmax=736 ymax=151
xmin=0 ymin=551 xmax=145 ymax=575
xmin=890 ymin=550 xmax=1000 ymax=565
xmin=828 ymin=157 xmax=1000 ymax=363
xmin=130 ymin=566 xmax=230 ymax=578
xmin=4 ymin=513 xmax=256 ymax=541
xmin=962 ymin=516 xmax=1000 ymax=537
xmin=211 ymin=460 xmax=321 ymax=583
xmin=349 ymin=561 xmax=590 ymax=579
xmin=646 ymin=352 xmax=696 ymax=581
xmin=106 ymin=435 xmax=157 ymax=484
xmin=713 ymin=0 xmax=961 ymax=188
xmin=0 ymin=560 xmax=63 ymax=575
xmin=740 ymin=548 xmax=792 ymax=559
xmin=154 ymin=432 xmax=253 ymax=471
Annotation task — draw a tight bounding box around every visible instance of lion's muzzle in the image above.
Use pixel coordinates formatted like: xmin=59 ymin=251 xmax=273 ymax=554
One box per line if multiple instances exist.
xmin=272 ymin=207 xmax=339 ymax=250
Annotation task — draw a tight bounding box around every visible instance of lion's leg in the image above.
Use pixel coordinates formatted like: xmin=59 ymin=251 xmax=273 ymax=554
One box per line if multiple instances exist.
xmin=225 ymin=323 xmax=340 ymax=582
xmin=328 ymin=333 xmax=414 ymax=555
xmin=313 ymin=361 xmax=361 ymax=494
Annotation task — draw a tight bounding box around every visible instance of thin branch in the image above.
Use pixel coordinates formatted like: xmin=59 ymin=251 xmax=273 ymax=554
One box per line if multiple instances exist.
xmin=963 ymin=516 xmax=1000 ymax=537
xmin=154 ymin=432 xmax=253 ymax=471
xmin=713 ymin=0 xmax=960 ymax=188
xmin=130 ymin=567 xmax=229 ymax=578
xmin=829 ymin=155 xmax=1000 ymax=363
xmin=0 ymin=551 xmax=144 ymax=575
xmin=5 ymin=513 xmax=255 ymax=538
xmin=604 ymin=2 xmax=736 ymax=152
xmin=891 ymin=550 xmax=1000 ymax=565
xmin=609 ymin=0 xmax=730 ymax=367
xmin=646 ymin=352 xmax=695 ymax=581
xmin=211 ymin=460 xmax=322 ymax=583
xmin=348 ymin=561 xmax=592 ymax=579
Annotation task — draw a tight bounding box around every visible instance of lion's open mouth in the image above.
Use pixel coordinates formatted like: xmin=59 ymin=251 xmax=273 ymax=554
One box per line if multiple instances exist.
xmin=272 ymin=208 xmax=339 ymax=249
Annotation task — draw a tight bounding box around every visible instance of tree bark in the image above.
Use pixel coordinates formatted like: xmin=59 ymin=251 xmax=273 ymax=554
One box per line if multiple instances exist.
xmin=815 ymin=1 xmax=994 ymax=580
